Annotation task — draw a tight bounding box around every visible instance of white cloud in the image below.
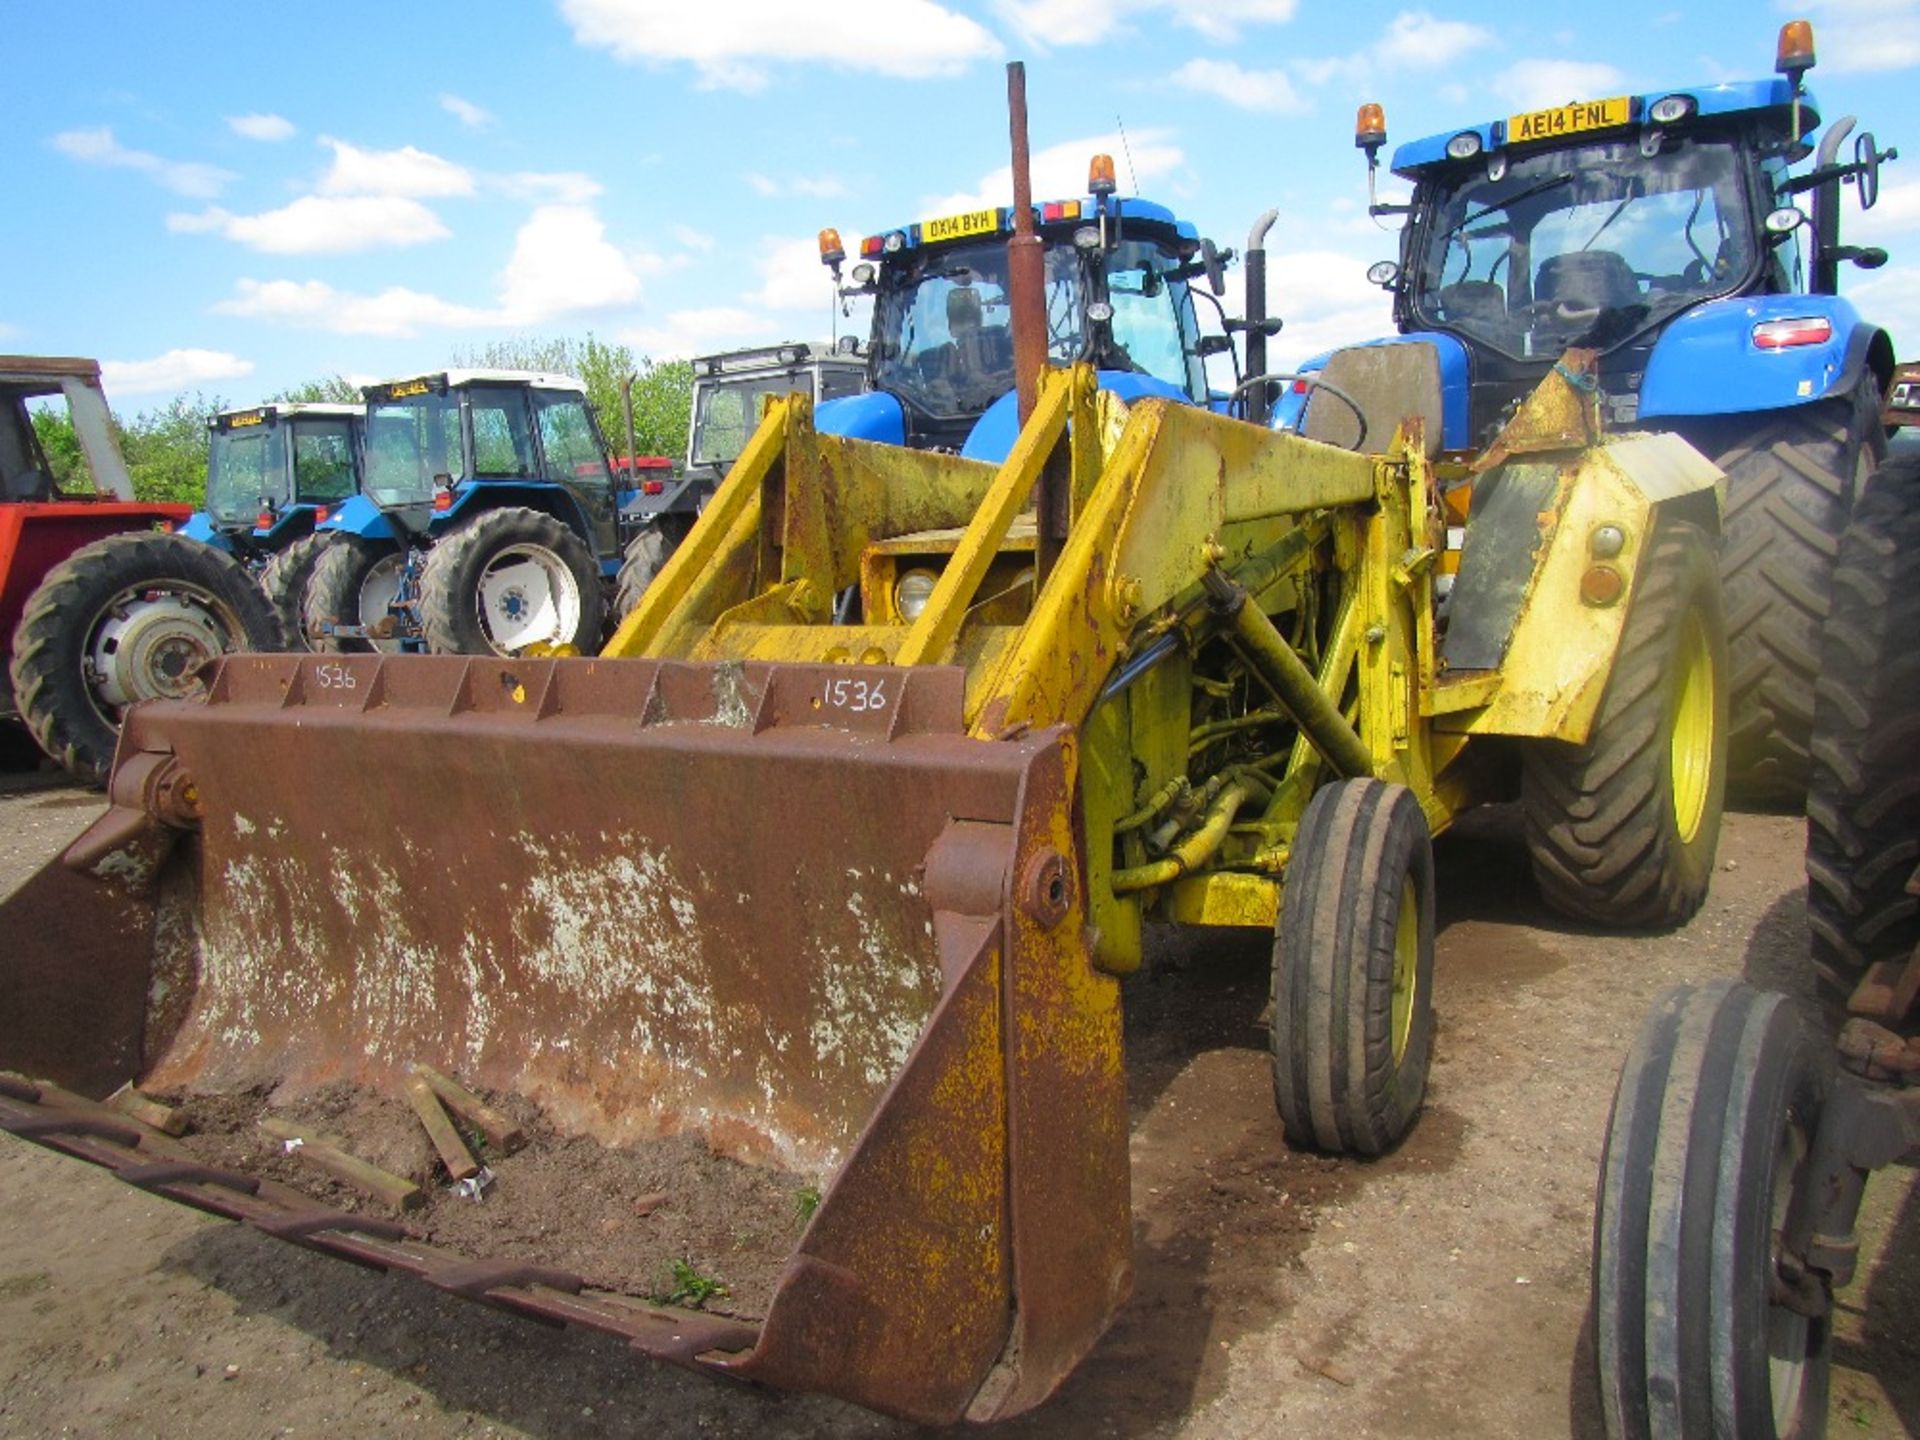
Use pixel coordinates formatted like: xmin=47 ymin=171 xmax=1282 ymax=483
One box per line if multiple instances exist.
xmin=744 ymin=235 xmax=842 ymax=313
xmin=746 ymin=171 xmax=849 ymax=199
xmin=621 ymin=306 xmax=767 ymax=360
xmin=440 ymin=93 xmax=493 ymax=128
xmin=318 ymin=137 xmax=474 ymax=198
xmin=497 ymin=205 xmax=644 ymax=321
xmin=674 ymin=223 xmax=716 ymax=252
xmin=214 ymin=205 xmax=646 ymax=338
xmin=0 ymin=321 xmax=22 ymax=342
xmin=1852 ymin=178 xmax=1920 ymax=246
xmin=166 ymin=195 xmax=450 ymax=254
xmin=1494 ymin=59 xmax=1627 ymax=113
xmin=922 ymin=128 xmax=1185 ymax=214
xmin=50 ymin=126 xmax=233 ymax=199
xmin=493 ymin=170 xmax=604 ymax=203
xmin=1847 ymin=266 xmax=1920 ymax=357
xmin=559 ymin=0 xmax=1001 ymax=90
xmin=101 ymin=348 xmax=254 ymax=397
xmin=1373 ymin=11 xmax=1492 ymax=69
xmin=227 ymin=112 xmax=295 ymax=142
xmin=1170 ymin=58 xmax=1307 ymax=114
xmin=1252 ymin=249 xmax=1398 ymax=370
xmin=1799 ymin=0 xmax=1920 ymax=73
xmin=216 ymin=279 xmax=490 ymax=337
xmin=994 ymin=0 xmax=1296 ymax=46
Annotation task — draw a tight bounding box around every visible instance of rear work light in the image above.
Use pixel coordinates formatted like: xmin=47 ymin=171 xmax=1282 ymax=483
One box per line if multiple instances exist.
xmin=642 ymin=480 xmax=665 ymax=495
xmin=432 ymin=491 xmax=454 ymax=512
xmin=1752 ymin=316 xmax=1833 ymax=349
xmin=255 ymin=510 xmax=274 ymax=529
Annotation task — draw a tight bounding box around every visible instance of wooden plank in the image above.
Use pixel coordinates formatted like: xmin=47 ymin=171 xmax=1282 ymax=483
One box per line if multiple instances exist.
xmin=257 ymin=1118 xmax=423 ymax=1212
xmin=106 ymin=1085 xmax=188 ymax=1137
xmin=402 ymin=1073 xmax=479 ymax=1181
xmin=412 ymin=1065 xmax=526 ymax=1154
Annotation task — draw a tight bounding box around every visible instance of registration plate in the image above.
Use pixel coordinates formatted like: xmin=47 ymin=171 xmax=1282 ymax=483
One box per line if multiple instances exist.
xmin=922 ymin=207 xmax=1000 ymax=243
xmin=1507 ymin=97 xmax=1631 ymax=145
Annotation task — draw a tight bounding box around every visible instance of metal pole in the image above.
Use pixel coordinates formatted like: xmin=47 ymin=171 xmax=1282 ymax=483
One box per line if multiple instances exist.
xmin=1006 ymin=62 xmax=1045 ymax=427
xmin=621 ymin=372 xmax=638 ymax=477
xmin=1244 ymin=209 xmax=1278 ymax=427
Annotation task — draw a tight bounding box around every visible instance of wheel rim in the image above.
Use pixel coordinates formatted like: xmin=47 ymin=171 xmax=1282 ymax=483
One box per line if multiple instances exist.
xmin=1669 ymin=613 xmax=1715 ymax=846
xmin=1391 ymin=883 xmax=1419 ymax=1064
xmin=358 ymin=553 xmax=407 ymax=655
xmin=474 ymin=544 xmax=582 ymax=655
xmin=1768 ymin=1118 xmax=1816 ymax=1431
xmin=85 ymin=580 xmax=242 ymax=721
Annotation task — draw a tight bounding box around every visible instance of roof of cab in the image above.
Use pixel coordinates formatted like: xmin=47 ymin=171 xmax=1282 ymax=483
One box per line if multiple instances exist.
xmin=364 ymin=369 xmax=588 ymax=396
xmin=1391 ymin=78 xmax=1816 ymax=177
xmin=862 ymin=195 xmax=1199 ymax=257
xmin=215 ymin=402 xmax=361 ymax=421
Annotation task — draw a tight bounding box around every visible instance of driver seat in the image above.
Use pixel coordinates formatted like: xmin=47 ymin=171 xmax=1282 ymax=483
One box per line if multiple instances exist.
xmin=1536 ymin=251 xmax=1638 ymax=313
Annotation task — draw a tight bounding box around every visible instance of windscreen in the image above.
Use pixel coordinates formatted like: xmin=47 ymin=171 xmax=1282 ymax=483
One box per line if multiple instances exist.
xmin=365 ymin=393 xmax=459 ymax=507
xmin=691 ymin=374 xmax=809 ymax=467
xmin=1412 ymin=138 xmax=1755 ymax=359
xmin=290 ymin=419 xmax=358 ymax=505
xmin=206 ymin=424 xmax=288 ymax=523
xmin=871 ymin=238 xmax=1085 ymax=419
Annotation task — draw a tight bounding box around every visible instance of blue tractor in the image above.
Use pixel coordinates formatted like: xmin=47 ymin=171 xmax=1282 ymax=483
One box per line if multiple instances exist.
xmin=305 ymin=369 xmax=622 ymax=656
xmin=809 ymin=158 xmax=1232 ymax=464
xmin=1306 ymin=18 xmax=1898 ymax=795
xmin=180 ymin=403 xmax=363 ymax=645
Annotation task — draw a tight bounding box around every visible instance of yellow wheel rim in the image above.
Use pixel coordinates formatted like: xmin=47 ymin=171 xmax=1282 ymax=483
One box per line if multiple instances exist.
xmin=1669 ymin=615 xmax=1715 ymax=847
xmin=1391 ymin=885 xmax=1419 ymax=1064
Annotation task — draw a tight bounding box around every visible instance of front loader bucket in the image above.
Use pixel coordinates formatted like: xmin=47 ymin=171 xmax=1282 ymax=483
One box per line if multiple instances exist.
xmin=0 ymin=652 xmax=1130 ymax=1424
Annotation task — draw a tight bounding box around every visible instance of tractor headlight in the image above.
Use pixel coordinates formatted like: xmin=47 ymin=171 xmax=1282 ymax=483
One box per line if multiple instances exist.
xmin=1649 ymin=94 xmax=1696 ymax=124
xmin=1445 ymin=131 xmax=1483 ymax=160
xmin=895 ymin=568 xmax=939 ymax=622
xmin=1590 ymin=524 xmax=1627 ymax=559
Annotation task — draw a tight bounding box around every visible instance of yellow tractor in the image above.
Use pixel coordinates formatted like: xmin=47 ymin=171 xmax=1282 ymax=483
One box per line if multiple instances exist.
xmin=0 ymin=77 xmax=1729 ymax=1427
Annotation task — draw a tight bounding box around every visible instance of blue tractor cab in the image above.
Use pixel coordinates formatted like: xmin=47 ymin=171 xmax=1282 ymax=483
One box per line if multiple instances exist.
xmin=1307 ymin=18 xmax=1898 ymax=793
xmin=306 ymin=369 xmax=621 ymax=656
xmin=179 ymin=403 xmax=364 ymax=647
xmin=813 ymin=167 xmax=1231 ymax=461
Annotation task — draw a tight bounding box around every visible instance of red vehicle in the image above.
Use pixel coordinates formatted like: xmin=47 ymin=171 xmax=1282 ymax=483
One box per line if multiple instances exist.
xmin=2 ymin=356 xmax=277 ymax=783
xmin=1884 ymin=360 xmax=1919 ymax=430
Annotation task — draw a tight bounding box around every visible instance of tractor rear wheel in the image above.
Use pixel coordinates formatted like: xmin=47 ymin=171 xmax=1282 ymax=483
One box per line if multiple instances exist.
xmin=613 ymin=525 xmax=669 ymax=621
xmin=1704 ymin=381 xmax=1885 ymax=798
xmin=304 ymin=535 xmax=408 ymax=653
xmin=1271 ymin=778 xmax=1435 ymax=1156
xmin=1594 ymin=980 xmax=1831 ymax=1440
xmin=419 ymin=507 xmax=602 ymax=655
xmin=257 ymin=531 xmax=332 ymax=652
xmin=1522 ymin=521 xmax=1727 ymax=929
xmin=1804 ymin=458 xmax=1920 ymax=1000
xmin=8 ymin=531 xmax=281 ymax=786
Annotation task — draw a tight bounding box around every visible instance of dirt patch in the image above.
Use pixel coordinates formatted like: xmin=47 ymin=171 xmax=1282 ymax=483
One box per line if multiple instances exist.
xmin=169 ymin=1081 xmax=810 ymax=1319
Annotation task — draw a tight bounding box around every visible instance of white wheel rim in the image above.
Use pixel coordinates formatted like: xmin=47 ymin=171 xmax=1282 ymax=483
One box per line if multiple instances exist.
xmin=358 ymin=554 xmax=407 ymax=655
xmin=474 ymin=544 xmax=580 ymax=654
xmin=1767 ymin=1119 xmax=1814 ymax=1430
xmin=87 ymin=583 xmax=237 ymax=714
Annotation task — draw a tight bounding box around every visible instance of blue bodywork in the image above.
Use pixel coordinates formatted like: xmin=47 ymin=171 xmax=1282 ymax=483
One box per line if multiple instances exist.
xmin=1391 ymin=80 xmax=1814 ymax=176
xmin=319 ymin=481 xmax=618 ymax=576
xmin=180 ymin=502 xmax=323 ymax=560
xmin=816 ymin=391 xmax=907 ymax=447
xmin=1640 ymin=293 xmax=1877 ymax=419
xmin=858 ymin=195 xmax=1199 ymax=258
xmin=957 ymin=372 xmax=1191 ymax=464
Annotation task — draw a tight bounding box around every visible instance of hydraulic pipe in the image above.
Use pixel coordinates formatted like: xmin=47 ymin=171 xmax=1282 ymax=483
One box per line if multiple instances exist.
xmin=1243 ymin=210 xmax=1278 ymax=427
xmin=1202 ymin=567 xmax=1373 ymax=777
xmin=1110 ymin=778 xmax=1258 ymax=893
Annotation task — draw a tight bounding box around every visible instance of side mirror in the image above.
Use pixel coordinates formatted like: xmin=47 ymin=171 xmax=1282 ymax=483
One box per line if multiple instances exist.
xmin=1853 ymin=246 xmax=1890 ymax=270
xmin=1853 ymin=131 xmax=1893 ymax=210
xmin=1201 ymin=238 xmax=1228 ymax=297
xmin=1197 ymin=334 xmax=1234 ymax=358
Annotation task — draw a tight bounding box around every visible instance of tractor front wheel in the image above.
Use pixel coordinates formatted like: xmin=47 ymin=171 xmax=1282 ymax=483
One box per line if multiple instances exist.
xmin=1522 ymin=521 xmax=1727 ymax=929
xmin=1270 ymin=778 xmax=1435 ymax=1156
xmin=257 ymin=531 xmax=333 ymax=652
xmin=303 ymin=535 xmax=408 ymax=653
xmin=8 ymin=531 xmax=281 ymax=785
xmin=418 ymin=507 xmax=602 ymax=655
xmin=1594 ymin=980 xmax=1831 ymax=1440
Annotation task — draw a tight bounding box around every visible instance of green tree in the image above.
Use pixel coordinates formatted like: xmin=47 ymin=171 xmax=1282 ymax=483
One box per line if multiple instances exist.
xmin=29 ymin=408 xmax=86 ymax=490
xmin=451 ymin=334 xmax=693 ymax=461
xmin=269 ymin=375 xmax=361 ymax=404
xmin=118 ymin=391 xmax=227 ymax=503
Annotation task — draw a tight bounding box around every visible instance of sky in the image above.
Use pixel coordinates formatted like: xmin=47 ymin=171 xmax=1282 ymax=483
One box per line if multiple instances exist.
xmin=4 ymin=0 xmax=1917 ymax=411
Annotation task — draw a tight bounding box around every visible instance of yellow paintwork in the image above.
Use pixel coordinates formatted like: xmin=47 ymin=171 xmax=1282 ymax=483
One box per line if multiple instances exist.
xmin=1670 ymin=612 xmax=1715 ymax=845
xmin=595 ymin=359 xmax=1721 ymax=940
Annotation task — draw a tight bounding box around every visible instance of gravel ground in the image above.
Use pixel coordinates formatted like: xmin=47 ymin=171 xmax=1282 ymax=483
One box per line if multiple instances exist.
xmin=1 ymin=780 xmax=1915 ymax=1440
